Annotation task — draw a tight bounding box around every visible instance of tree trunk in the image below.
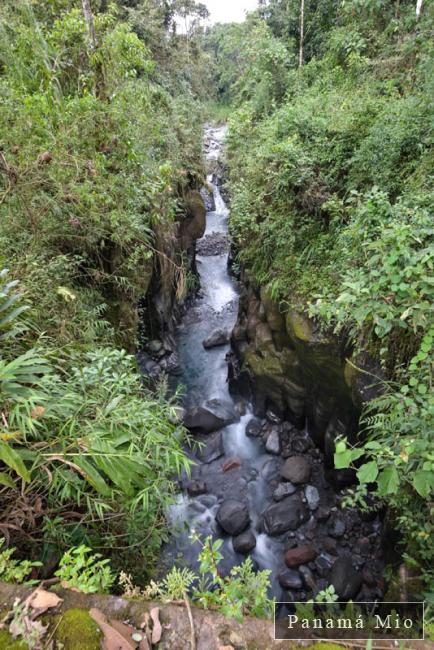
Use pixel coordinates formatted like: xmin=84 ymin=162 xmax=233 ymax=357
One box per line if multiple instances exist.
xmin=416 ymin=0 xmax=423 ymax=18
xmin=82 ymin=0 xmax=97 ymax=50
xmin=81 ymin=0 xmax=105 ymax=99
xmin=299 ymin=0 xmax=305 ymax=67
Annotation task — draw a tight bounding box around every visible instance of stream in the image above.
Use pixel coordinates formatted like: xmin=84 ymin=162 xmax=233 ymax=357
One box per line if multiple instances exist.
xmin=162 ymin=126 xmax=385 ymax=605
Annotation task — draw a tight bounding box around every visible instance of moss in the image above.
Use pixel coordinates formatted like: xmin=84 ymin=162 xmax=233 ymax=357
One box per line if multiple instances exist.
xmin=244 ymin=348 xmax=283 ymax=378
xmin=309 ymin=642 xmax=344 ymax=650
xmin=286 ymin=310 xmax=313 ymax=343
xmin=54 ymin=608 xmax=101 ymax=650
xmin=0 ymin=630 xmax=28 ymax=649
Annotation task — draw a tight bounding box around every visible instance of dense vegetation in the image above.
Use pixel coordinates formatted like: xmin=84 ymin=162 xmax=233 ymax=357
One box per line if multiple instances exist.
xmin=0 ymin=0 xmax=209 ymax=582
xmin=205 ymin=0 xmax=434 ymax=596
xmin=0 ymin=0 xmax=433 ymax=617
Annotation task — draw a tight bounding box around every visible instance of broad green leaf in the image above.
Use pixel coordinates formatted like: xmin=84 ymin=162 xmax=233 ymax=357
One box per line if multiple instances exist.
xmin=377 ymin=466 xmax=399 ymax=495
xmin=412 ymin=471 xmax=434 ymax=498
xmin=356 ymin=461 xmax=378 ymax=484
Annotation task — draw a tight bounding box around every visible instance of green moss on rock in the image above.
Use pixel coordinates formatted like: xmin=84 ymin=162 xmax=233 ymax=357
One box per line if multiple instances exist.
xmin=286 ymin=310 xmax=313 ymax=343
xmin=0 ymin=630 xmax=28 ymax=649
xmin=55 ymin=608 xmax=101 ymax=650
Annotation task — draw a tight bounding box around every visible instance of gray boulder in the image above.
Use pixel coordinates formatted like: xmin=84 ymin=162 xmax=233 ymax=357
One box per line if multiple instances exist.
xmin=184 ymin=398 xmax=238 ymax=433
xmin=202 ymin=328 xmax=229 ymax=349
xmin=216 ymin=499 xmax=250 ymax=536
xmin=330 ymin=557 xmax=362 ymax=600
xmin=263 ymin=494 xmax=309 ymax=536
xmin=281 ymin=456 xmax=311 ymax=484
xmin=233 ymin=530 xmax=256 ymax=554
xmin=265 ymin=429 xmax=281 ymax=455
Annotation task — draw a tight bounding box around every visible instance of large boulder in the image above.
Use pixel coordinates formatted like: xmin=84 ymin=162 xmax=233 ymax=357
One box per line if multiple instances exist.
xmin=233 ymin=530 xmax=256 ymax=554
xmin=281 ymin=456 xmax=311 ymax=484
xmin=183 ymin=399 xmax=238 ymax=433
xmin=330 ymin=557 xmax=362 ymax=600
xmin=216 ymin=499 xmax=250 ymax=536
xmin=202 ymin=328 xmax=229 ymax=349
xmin=262 ymin=494 xmax=309 ymax=536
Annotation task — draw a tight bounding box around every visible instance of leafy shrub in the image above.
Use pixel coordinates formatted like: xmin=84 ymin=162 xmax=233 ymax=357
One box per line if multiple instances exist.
xmin=0 ymin=538 xmax=41 ymax=584
xmin=55 ymin=545 xmax=115 ymax=594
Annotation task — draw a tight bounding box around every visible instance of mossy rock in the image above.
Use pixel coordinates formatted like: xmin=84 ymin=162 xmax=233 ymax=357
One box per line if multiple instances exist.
xmin=244 ymin=348 xmax=283 ymax=379
xmin=54 ymin=608 xmax=101 ymax=650
xmin=0 ymin=630 xmax=28 ymax=649
xmin=286 ymin=310 xmax=313 ymax=343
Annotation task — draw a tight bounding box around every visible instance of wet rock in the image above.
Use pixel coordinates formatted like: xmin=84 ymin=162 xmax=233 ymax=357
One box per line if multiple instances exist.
xmin=266 ymin=408 xmax=282 ymax=424
xmin=222 ymin=457 xmax=241 ymax=472
xmin=260 ymin=458 xmax=282 ymax=482
xmin=202 ymin=328 xmax=229 ymax=349
xmin=305 ymin=485 xmax=320 ymax=510
xmin=233 ymin=530 xmax=256 ymax=554
xmin=196 ymin=232 xmax=229 ymax=256
xmin=315 ymin=553 xmax=334 ymax=578
xmin=329 ymin=518 xmax=346 ymax=538
xmin=281 ymin=456 xmax=311 ymax=484
xmin=263 ymin=495 xmax=309 ymax=536
xmin=292 ymin=437 xmax=312 ymax=454
xmin=299 ymin=565 xmax=316 ymax=590
xmin=147 ymin=339 xmax=164 ymax=356
xmin=272 ymin=482 xmax=297 ymax=502
xmin=278 ymin=569 xmax=303 ymax=590
xmin=315 ymin=506 xmax=331 ymax=522
xmin=216 ymin=499 xmax=250 ymax=536
xmin=330 ymin=557 xmax=362 ymax=600
xmin=323 ymin=537 xmax=337 ymax=554
xmin=197 ymin=431 xmax=224 ymax=463
xmin=186 ymin=480 xmax=207 ymax=496
xmin=265 ymin=430 xmax=281 ymax=455
xmin=245 ymin=418 xmax=262 ymax=438
xmin=184 ymin=399 xmax=238 ymax=433
xmin=355 ymin=536 xmax=371 ymax=557
xmin=284 ymin=545 xmax=317 ymax=568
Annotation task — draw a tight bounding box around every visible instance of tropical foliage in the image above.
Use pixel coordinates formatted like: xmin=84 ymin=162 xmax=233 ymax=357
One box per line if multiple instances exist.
xmin=207 ymin=0 xmax=434 ymax=595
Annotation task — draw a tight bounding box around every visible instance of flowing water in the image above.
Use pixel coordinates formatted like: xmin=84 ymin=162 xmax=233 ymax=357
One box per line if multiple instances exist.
xmin=162 ymin=125 xmax=384 ymax=603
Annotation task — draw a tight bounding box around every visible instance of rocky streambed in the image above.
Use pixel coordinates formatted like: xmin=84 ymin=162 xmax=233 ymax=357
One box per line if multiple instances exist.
xmin=157 ymin=125 xmax=385 ymax=606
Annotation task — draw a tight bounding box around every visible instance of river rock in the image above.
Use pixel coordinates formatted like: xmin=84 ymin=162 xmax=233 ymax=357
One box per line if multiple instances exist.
xmin=315 ymin=506 xmax=331 ymax=522
xmin=330 ymin=557 xmax=362 ymax=600
xmin=284 ymin=545 xmax=317 ymax=568
xmin=197 ymin=431 xmax=224 ymax=463
xmin=329 ymin=517 xmax=346 ymax=538
xmin=281 ymin=456 xmax=311 ymax=484
xmin=272 ymin=482 xmax=297 ymax=501
xmin=216 ymin=499 xmax=250 ymax=536
xmin=183 ymin=398 xmax=238 ymax=433
xmin=265 ymin=430 xmax=281 ymax=455
xmin=278 ymin=569 xmax=303 ymax=590
xmin=202 ymin=328 xmax=229 ymax=349
xmin=315 ymin=553 xmax=334 ymax=578
xmin=299 ymin=565 xmax=316 ymax=590
xmin=186 ymin=480 xmax=207 ymax=496
xmin=222 ymin=457 xmax=241 ymax=472
xmin=263 ymin=494 xmax=309 ymax=536
xmin=233 ymin=530 xmax=256 ymax=554
xmin=305 ymin=485 xmax=320 ymax=510
xmin=245 ymin=418 xmax=262 ymax=437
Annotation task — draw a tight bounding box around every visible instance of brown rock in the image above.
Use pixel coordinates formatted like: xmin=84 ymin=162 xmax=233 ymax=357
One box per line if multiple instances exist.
xmin=222 ymin=457 xmax=241 ymax=472
xmin=284 ymin=545 xmax=317 ymax=568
